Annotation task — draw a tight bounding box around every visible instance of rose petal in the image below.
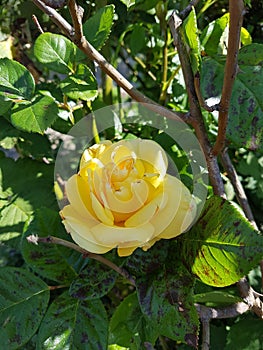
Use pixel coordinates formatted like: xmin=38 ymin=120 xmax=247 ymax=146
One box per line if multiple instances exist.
xmin=148 ymin=175 xmax=185 ymax=237
xmin=104 ymin=179 xmax=149 ymax=214
xmin=61 ymin=205 xmax=110 ymax=254
xmin=117 ymin=246 xmax=138 ymax=257
xmin=91 ymin=221 xmax=155 ymax=246
xmin=158 ymin=196 xmax=197 ymax=239
xmin=91 ymin=192 xmax=114 ymax=225
xmin=65 ymin=174 xmax=97 ymax=221
xmin=124 ymin=192 xmax=167 ymax=227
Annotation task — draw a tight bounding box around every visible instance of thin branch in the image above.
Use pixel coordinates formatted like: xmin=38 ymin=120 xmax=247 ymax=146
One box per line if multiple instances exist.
xmin=32 ymin=15 xmax=44 ymax=33
xmin=32 ymin=0 xmax=73 ymax=35
xmin=168 ymin=12 xmax=226 ymax=197
xmin=68 ymin=0 xmax=84 ymax=44
xmin=27 ymin=234 xmax=136 ymax=286
xmin=31 ymin=0 xmax=186 ymax=124
xmin=196 ymin=302 xmax=250 ymax=321
xmin=237 ymin=277 xmax=263 ymax=319
xmin=213 ymin=0 xmax=245 ymax=155
xmin=201 ymin=319 xmax=210 ymax=350
xmin=220 ymin=149 xmax=258 ymax=229
xmin=179 ymin=0 xmax=201 ymax=20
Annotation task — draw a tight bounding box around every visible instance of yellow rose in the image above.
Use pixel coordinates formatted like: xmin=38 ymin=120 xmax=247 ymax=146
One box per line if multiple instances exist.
xmin=60 ymin=138 xmax=196 ymax=257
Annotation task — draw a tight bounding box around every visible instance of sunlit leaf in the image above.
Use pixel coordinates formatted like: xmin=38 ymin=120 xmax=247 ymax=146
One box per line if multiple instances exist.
xmin=183 ymin=7 xmax=201 ymax=74
xmin=11 ymin=95 xmax=59 ymax=133
xmin=37 ymin=291 xmax=108 ymax=350
xmin=83 ymin=5 xmax=115 ymax=50
xmin=60 ymin=63 xmax=98 ymax=101
xmin=34 ymin=33 xmax=76 ymax=74
xmin=182 ymin=196 xmax=263 ymax=287
xmin=0 ymin=58 xmax=35 ymax=100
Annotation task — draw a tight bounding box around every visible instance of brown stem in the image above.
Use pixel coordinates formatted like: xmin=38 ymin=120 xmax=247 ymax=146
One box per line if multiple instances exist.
xmin=213 ymin=0 xmax=245 ymax=156
xmin=27 ymin=234 xmax=136 ymax=286
xmin=179 ymin=0 xmax=201 ymax=20
xmin=168 ymin=12 xmax=225 ymax=197
xmin=237 ymin=277 xmax=263 ymax=319
xmin=32 ymin=15 xmax=44 ymax=33
xmin=68 ymin=0 xmax=84 ymax=43
xmin=201 ymin=319 xmax=210 ymax=350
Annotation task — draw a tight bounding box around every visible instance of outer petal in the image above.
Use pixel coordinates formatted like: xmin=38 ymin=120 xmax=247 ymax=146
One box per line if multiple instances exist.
xmin=91 ymin=222 xmax=155 ymax=247
xmin=117 ymin=245 xmax=138 ymax=257
xmin=148 ymin=175 xmax=183 ymax=237
xmin=65 ymin=174 xmax=97 ymax=221
xmin=61 ymin=205 xmax=110 ymax=253
xmin=158 ymin=196 xmax=197 ymax=239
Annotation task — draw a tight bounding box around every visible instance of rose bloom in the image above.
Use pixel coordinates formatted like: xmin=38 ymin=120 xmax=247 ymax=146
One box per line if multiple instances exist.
xmin=60 ymin=138 xmax=196 ymax=257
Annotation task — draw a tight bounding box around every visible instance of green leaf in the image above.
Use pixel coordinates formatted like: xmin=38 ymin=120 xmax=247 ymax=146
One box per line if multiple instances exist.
xmin=34 ymin=33 xmax=76 ymax=74
xmin=109 ymin=292 xmax=159 ymax=348
xmin=11 ymin=95 xmax=59 ymax=133
xmin=83 ymin=5 xmax=115 ymax=50
xmin=22 ymin=208 xmax=78 ymax=284
xmin=183 ymin=7 xmax=201 ymax=74
xmin=225 ymin=317 xmax=263 ymax=350
xmin=0 ymin=58 xmax=35 ymax=100
xmin=201 ymin=44 xmax=263 ymax=151
xmin=125 ymin=240 xmax=169 ymax=276
xmin=60 ymin=63 xmax=98 ymax=101
xmin=69 ymin=260 xmax=116 ymax=300
xmin=137 ymin=262 xmax=199 ymax=347
xmin=200 ymin=13 xmax=229 ymax=56
xmin=194 ymin=291 xmax=241 ymax=306
xmin=37 ymin=291 xmax=108 ymax=350
xmin=240 ymin=27 xmax=252 ymax=46
xmin=0 ymin=157 xmax=57 ymax=245
xmin=0 ymin=267 xmax=50 ymax=350
xmin=0 ymin=198 xmax=30 ymax=242
xmin=182 ymin=196 xmax=263 ymax=287
xmin=130 ymin=25 xmax=146 ymax=55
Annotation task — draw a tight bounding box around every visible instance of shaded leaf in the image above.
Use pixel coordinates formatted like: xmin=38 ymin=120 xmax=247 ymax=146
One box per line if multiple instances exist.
xmin=201 ymin=44 xmax=263 ymax=151
xmin=11 ymin=95 xmax=59 ymax=134
xmin=0 ymin=267 xmax=50 ymax=350
xmin=83 ymin=5 xmax=115 ymax=50
xmin=194 ymin=291 xmax=241 ymax=306
xmin=130 ymin=25 xmax=146 ymax=55
xmin=22 ymin=208 xmax=78 ymax=284
xmin=60 ymin=64 xmax=98 ymax=101
xmin=137 ymin=262 xmax=199 ymax=347
xmin=109 ymin=293 xmax=159 ymax=348
xmin=125 ymin=240 xmax=169 ymax=276
xmin=0 ymin=57 xmax=35 ymax=100
xmin=34 ymin=33 xmax=76 ymax=74
xmin=225 ymin=317 xmax=263 ymax=350
xmin=182 ymin=196 xmax=263 ymax=287
xmin=37 ymin=291 xmax=108 ymax=350
xmin=70 ymin=260 xmax=117 ymax=300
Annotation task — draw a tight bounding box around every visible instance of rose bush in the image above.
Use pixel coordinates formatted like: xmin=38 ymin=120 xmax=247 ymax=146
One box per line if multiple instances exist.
xmin=60 ymin=138 xmax=197 ymax=256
